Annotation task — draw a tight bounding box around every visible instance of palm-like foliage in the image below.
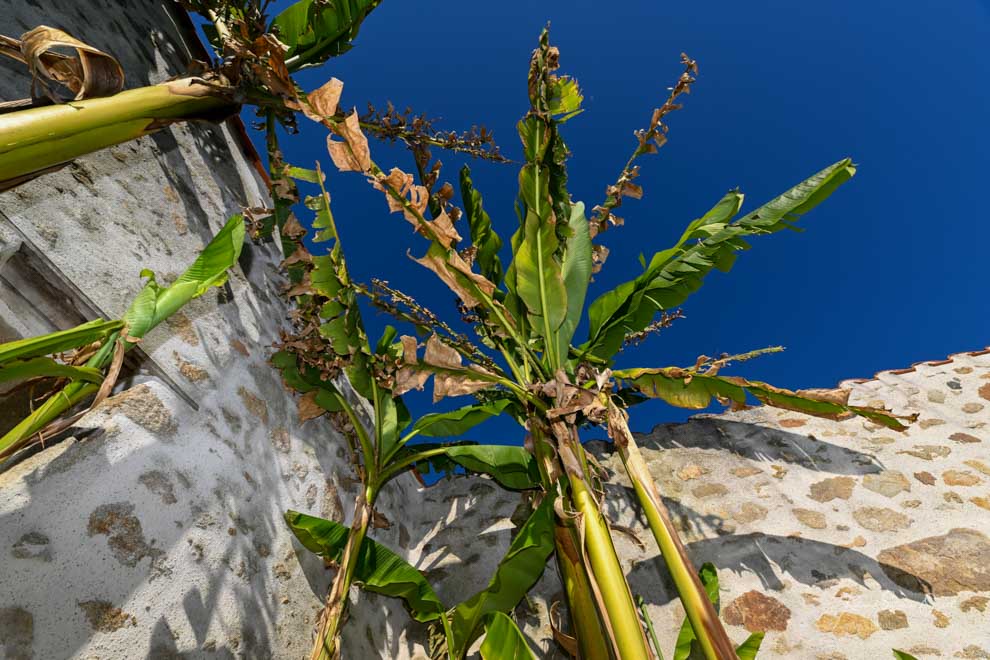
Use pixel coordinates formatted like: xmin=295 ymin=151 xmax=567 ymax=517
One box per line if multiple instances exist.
xmin=297 ymin=28 xmax=910 ymax=659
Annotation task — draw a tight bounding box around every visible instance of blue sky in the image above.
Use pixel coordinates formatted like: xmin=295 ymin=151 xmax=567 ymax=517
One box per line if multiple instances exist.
xmin=235 ymin=1 xmax=990 ymax=440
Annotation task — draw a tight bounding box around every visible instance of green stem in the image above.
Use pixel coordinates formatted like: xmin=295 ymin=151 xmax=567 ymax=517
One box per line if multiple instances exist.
xmin=637 ymin=595 xmax=665 ymax=660
xmin=330 ymin=390 xmax=377 ymax=484
xmin=0 ymin=78 xmax=235 ymax=189
xmin=609 ymin=404 xmax=735 ymax=660
xmin=309 ymin=485 xmax=376 ymax=660
xmin=568 ymin=472 xmax=652 ymax=660
xmin=378 ymin=446 xmax=449 ymax=484
xmin=554 ymin=524 xmax=612 ymax=660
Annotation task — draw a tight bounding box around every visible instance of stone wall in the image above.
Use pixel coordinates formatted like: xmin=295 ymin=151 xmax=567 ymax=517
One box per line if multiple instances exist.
xmin=1 ymin=2 xmax=988 ymax=660
xmin=0 ymin=2 xmax=423 ymax=658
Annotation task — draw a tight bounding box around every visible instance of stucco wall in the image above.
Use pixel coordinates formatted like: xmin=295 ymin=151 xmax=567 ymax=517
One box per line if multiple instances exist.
xmin=0 ymin=2 xmax=425 ymax=658
xmin=1 ymin=2 xmax=988 ymax=660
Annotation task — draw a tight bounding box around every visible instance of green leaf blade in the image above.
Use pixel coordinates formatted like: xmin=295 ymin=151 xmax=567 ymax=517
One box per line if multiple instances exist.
xmin=284 ymin=511 xmax=444 ymax=622
xmin=583 ymin=160 xmax=855 ymax=361
xmin=0 ymin=319 xmax=123 ymax=366
xmin=480 ymin=612 xmax=538 ymax=660
xmin=449 ymin=497 xmax=555 ymax=657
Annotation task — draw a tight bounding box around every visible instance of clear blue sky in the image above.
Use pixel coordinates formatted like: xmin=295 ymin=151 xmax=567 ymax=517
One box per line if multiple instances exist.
xmin=234 ymin=1 xmax=990 ymax=439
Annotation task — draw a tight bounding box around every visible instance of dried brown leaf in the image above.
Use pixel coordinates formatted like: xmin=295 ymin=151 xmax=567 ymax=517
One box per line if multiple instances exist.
xmin=281 ymin=212 xmax=306 ymax=239
xmin=298 ymin=390 xmax=325 ymax=422
xmin=18 ymin=26 xmax=124 ymax=101
xmin=393 ymin=335 xmax=430 ymax=396
xmin=412 ymin=248 xmax=495 ymax=308
xmin=306 ymin=77 xmax=343 ymax=121
xmin=327 ymin=111 xmax=371 ymax=173
xmin=280 ymin=244 xmax=312 ymax=267
xmin=424 ymin=334 xmax=492 ymax=402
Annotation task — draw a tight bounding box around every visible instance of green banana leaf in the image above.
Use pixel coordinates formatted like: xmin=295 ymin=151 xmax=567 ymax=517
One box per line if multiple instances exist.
xmin=443 ymin=445 xmax=541 ymax=491
xmin=583 ymin=160 xmax=856 ymax=361
xmin=448 ymin=497 xmax=555 ymax=658
xmin=124 ymin=215 xmax=245 ymax=341
xmin=284 ymin=510 xmax=445 ymax=622
xmin=0 ymin=357 xmax=104 ymax=385
xmin=0 ymin=319 xmax=123 ymax=366
xmin=460 ymin=165 xmax=504 ymax=287
xmin=412 ymin=399 xmax=514 ymax=437
xmin=480 ymin=612 xmax=538 ymax=660
xmin=272 ymin=0 xmax=382 ymax=69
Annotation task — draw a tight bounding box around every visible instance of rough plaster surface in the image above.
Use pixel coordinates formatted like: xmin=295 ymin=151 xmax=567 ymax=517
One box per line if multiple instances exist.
xmin=479 ymin=351 xmax=990 ymax=659
xmin=0 ymin=2 xmax=415 ymax=658
xmin=2 ymin=3 xmax=988 ymax=660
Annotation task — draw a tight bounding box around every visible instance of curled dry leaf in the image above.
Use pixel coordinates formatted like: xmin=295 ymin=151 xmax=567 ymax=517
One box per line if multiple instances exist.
xmin=17 ymin=26 xmax=124 ymax=101
xmin=327 ymin=111 xmax=371 ymax=173
xmin=304 ymin=77 xmax=344 ymax=123
xmin=423 ymin=335 xmax=492 ymax=403
xmin=393 ymin=335 xmax=430 ymax=396
xmin=411 ymin=248 xmax=495 ymax=308
xmin=281 ymin=212 xmax=306 ymax=239
xmin=298 ymin=390 xmax=325 ymax=422
xmin=374 ymin=168 xmax=461 ymax=248
xmin=794 ymin=387 xmax=851 ymax=406
xmin=280 ymin=244 xmax=313 ymax=268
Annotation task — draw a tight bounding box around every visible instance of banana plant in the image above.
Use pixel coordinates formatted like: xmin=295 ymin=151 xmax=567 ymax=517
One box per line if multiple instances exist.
xmin=310 ymin=28 xmax=911 ymax=659
xmin=0 ymin=214 xmax=245 ymax=461
xmin=271 ymin=164 xmax=545 ymax=660
xmin=0 ymin=0 xmax=382 ymax=190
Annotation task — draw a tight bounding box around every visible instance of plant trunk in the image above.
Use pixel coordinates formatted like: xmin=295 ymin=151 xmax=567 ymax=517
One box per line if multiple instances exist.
xmin=310 ymin=490 xmax=374 ymax=660
xmin=0 ymin=78 xmax=234 ymax=190
xmin=608 ymin=404 xmax=736 ymax=660
xmin=553 ymin=524 xmax=612 ymax=660
xmin=547 ymin=421 xmax=653 ymax=660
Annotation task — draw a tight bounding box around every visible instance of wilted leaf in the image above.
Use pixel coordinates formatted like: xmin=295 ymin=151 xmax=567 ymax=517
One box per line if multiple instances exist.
xmin=297 ymin=390 xmax=325 ymax=422
xmin=284 ymin=510 xmax=445 ymax=622
xmin=613 ymin=366 xmax=911 ymax=431
xmin=375 ymin=168 xmax=461 ymax=248
xmin=17 ymin=26 xmax=124 ymax=101
xmin=413 ymin=243 xmax=496 ymax=308
xmin=424 ymin=335 xmax=492 ymax=402
xmin=305 ymin=77 xmax=344 ymax=122
xmin=327 ymin=111 xmax=371 ymax=172
xmin=393 ymin=335 xmax=430 ymax=395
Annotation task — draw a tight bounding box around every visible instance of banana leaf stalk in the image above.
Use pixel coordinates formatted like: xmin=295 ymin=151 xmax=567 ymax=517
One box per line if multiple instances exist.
xmin=311 ymin=488 xmax=375 ymax=660
xmin=0 ymin=215 xmax=245 ymax=458
xmin=606 ymin=401 xmax=736 ymax=659
xmin=552 ymin=426 xmax=655 ymax=660
xmin=0 ymin=79 xmax=234 ymax=190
